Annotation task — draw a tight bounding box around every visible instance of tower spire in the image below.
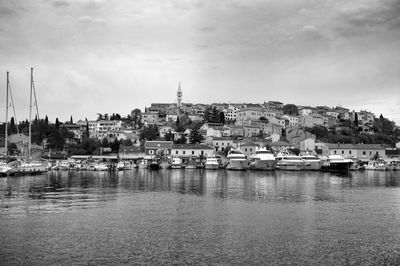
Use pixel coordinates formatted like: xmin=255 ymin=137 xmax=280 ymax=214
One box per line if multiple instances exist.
xmin=177 ymin=82 xmax=182 ymax=109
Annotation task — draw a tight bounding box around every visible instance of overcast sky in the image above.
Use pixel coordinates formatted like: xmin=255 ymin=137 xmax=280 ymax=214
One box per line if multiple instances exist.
xmin=1 ymin=0 xmax=399 ymax=124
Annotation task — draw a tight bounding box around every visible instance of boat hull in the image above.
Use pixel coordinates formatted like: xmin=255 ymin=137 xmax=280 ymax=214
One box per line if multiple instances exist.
xmin=249 ymin=160 xmax=276 ymax=170
xmin=276 ymin=162 xmax=303 ymax=171
xmin=226 ymin=160 xmax=247 ymax=170
xmin=302 ymin=161 xmax=322 ymax=171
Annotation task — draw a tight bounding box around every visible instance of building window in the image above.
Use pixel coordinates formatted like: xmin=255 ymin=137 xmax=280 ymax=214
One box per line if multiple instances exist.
xmin=369 ymin=151 xmax=372 ymax=155
xmin=363 ymin=151 xmax=366 ymax=155
xmin=149 ymin=150 xmax=154 ymax=154
xmin=349 ymin=151 xmax=352 ymax=154
xmin=342 ymin=150 xmax=344 ymax=154
xmin=183 ymin=151 xmax=186 ymax=155
xmin=245 ymin=148 xmax=248 ymax=152
xmin=250 ymin=148 xmax=253 ymax=152
xmin=192 ymin=151 xmax=194 ymax=155
xmin=334 ymin=150 xmax=337 ymax=154
xmin=176 ymin=151 xmax=178 ymax=155
xmin=201 ymin=151 xmax=204 ymax=155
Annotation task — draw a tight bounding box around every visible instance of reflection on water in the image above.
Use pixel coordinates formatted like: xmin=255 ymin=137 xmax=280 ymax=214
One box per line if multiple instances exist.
xmin=1 ymin=170 xmax=400 ymax=265
xmin=1 ymin=170 xmax=400 ymax=212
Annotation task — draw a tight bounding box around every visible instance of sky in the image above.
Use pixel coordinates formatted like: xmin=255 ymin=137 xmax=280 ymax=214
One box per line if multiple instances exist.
xmin=1 ymin=0 xmax=399 ymax=124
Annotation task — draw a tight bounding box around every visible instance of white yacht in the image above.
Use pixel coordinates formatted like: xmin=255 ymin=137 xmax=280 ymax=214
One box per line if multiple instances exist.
xmin=300 ymin=154 xmax=322 ymax=170
xmin=276 ymin=153 xmax=304 ymax=171
xmin=248 ymin=147 xmax=276 ymax=170
xmin=226 ymin=149 xmax=247 ymax=170
xmin=205 ymin=156 xmax=219 ymax=170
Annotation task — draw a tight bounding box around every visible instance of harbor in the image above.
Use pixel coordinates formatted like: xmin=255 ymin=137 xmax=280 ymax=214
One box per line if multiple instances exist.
xmin=1 ymin=169 xmax=400 ymax=265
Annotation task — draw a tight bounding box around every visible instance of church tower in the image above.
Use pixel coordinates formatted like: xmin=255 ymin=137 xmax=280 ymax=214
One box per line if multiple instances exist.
xmin=177 ymin=82 xmax=182 ymax=108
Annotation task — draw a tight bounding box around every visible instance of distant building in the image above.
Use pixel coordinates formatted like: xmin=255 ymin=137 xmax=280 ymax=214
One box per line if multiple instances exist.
xmin=171 ymin=144 xmax=214 ymax=160
xmin=324 ymin=143 xmax=386 ymax=161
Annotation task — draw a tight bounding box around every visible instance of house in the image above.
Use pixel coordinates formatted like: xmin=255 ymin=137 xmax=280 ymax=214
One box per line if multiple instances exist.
xmin=142 ymin=112 xmax=160 ymax=125
xmin=116 ymin=131 xmax=139 ymax=145
xmin=243 ymin=125 xmax=260 ymax=138
xmin=282 ymin=115 xmax=299 ymax=127
xmin=298 ymin=114 xmax=324 ymax=128
xmin=269 ymin=141 xmax=295 ymax=152
xmin=212 ymin=137 xmax=235 ymax=152
xmin=158 ymin=126 xmax=174 ymax=138
xmin=62 ymin=124 xmax=83 ymax=142
xmin=144 ymin=141 xmax=173 ymax=156
xmin=324 ymin=143 xmax=386 ymax=161
xmin=239 ymin=142 xmax=260 ymax=157
xmin=170 ymin=144 xmax=214 ymax=163
xmin=299 ymin=138 xmax=316 ymax=152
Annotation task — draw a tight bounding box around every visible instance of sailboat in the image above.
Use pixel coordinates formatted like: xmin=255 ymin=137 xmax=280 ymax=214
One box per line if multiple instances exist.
xmin=6 ymin=68 xmax=47 ymax=175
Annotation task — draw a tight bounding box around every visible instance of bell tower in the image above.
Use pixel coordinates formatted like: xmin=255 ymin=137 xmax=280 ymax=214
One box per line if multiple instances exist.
xmin=177 ymin=82 xmax=182 ymax=108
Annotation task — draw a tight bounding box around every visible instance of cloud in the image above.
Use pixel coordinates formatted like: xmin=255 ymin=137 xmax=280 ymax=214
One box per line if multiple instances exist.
xmin=335 ymin=0 xmax=400 ymax=36
xmin=52 ymin=1 xmax=70 ymax=8
xmin=199 ymin=26 xmax=217 ymax=32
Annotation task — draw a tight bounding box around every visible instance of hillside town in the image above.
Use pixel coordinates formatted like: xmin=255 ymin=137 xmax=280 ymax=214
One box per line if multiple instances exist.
xmin=1 ymin=84 xmax=400 ymax=164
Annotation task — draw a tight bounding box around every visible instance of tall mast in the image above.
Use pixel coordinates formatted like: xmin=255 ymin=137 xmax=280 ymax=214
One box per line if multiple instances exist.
xmin=29 ymin=67 xmax=33 ymax=160
xmin=5 ymin=71 xmax=9 ymax=157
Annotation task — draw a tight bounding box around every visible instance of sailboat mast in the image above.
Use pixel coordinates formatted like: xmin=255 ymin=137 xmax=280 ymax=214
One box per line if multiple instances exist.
xmin=29 ymin=67 xmax=33 ymax=160
xmin=5 ymin=71 xmax=9 ymax=157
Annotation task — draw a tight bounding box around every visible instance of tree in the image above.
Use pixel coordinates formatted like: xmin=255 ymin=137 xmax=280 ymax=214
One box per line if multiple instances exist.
xmin=139 ymin=125 xmax=159 ymax=141
xmin=102 ymin=138 xmax=109 ymax=147
xmin=45 ymin=115 xmax=49 ymax=125
xmin=97 ymin=113 xmax=104 ymax=121
xmin=260 ymin=116 xmax=269 ymax=124
xmin=175 ymin=116 xmax=185 ymax=132
xmin=70 ymin=115 xmax=73 ymax=124
xmin=85 ymin=119 xmax=89 ymax=138
xmin=189 ymin=125 xmax=204 ymax=144
xmin=219 ymin=112 xmax=226 ymax=125
xmin=110 ymin=138 xmax=120 ymax=153
xmin=354 ymin=113 xmax=359 ymax=131
xmin=283 ymin=104 xmax=299 ymax=116
xmin=10 ymin=117 xmax=17 ymax=134
xmin=55 ymin=118 xmax=60 ymax=130
xmin=165 ymin=130 xmax=174 ymax=141
xmin=175 ymin=134 xmax=187 ymax=144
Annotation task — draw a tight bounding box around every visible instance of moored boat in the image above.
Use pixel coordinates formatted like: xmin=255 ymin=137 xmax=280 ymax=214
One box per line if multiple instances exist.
xmin=300 ymin=154 xmax=322 ymax=171
xmin=365 ymin=159 xmax=388 ymax=171
xmin=226 ymin=149 xmax=247 ymax=170
xmin=170 ymin=157 xmax=184 ymax=169
xmin=248 ymin=147 xmax=276 ymax=170
xmin=321 ymin=155 xmax=353 ymax=172
xmin=276 ymin=153 xmax=304 ymax=171
xmin=205 ymin=156 xmax=219 ymax=170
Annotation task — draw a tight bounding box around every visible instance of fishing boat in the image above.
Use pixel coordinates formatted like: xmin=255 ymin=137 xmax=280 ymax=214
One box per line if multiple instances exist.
xmin=94 ymin=162 xmax=109 ymax=171
xmin=226 ymin=148 xmax=247 ymax=170
xmin=248 ymin=147 xmax=276 ymax=170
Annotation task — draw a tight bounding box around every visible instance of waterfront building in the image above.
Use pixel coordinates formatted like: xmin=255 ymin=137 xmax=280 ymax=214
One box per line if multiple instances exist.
xmin=299 ymin=138 xmax=316 ymax=152
xmin=171 ymin=144 xmax=214 ymax=159
xmin=144 ymin=141 xmax=173 ymax=156
xmin=323 ymin=143 xmax=386 ymax=161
